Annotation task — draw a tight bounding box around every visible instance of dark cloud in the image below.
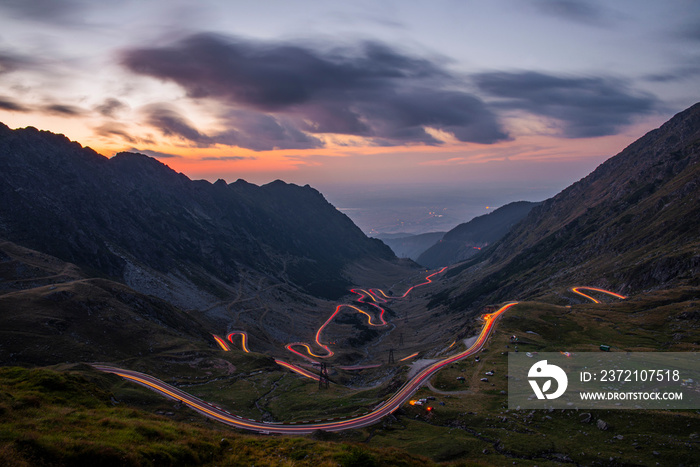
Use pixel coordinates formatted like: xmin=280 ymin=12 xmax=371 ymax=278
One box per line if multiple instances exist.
xmin=120 ymin=33 xmax=507 ymax=149
xmin=141 ymin=103 xmax=210 ymax=145
xmin=0 ymin=0 xmax=86 ymax=25
xmin=0 ymin=51 xmax=35 ymax=74
xmin=474 ymin=71 xmax=658 ymax=138
xmin=141 ymin=103 xmax=322 ymax=151
xmin=677 ymin=18 xmax=700 ymax=42
xmin=532 ymin=0 xmax=614 ymax=26
xmin=95 ymin=98 xmax=129 ymax=118
xmin=95 ymin=122 xmax=136 ymax=143
xmin=0 ymin=96 xmax=30 ymax=111
xmin=645 ymin=65 xmax=700 ymax=83
xmin=214 ymin=111 xmax=323 ymax=151
xmin=42 ymin=103 xmax=86 ymax=117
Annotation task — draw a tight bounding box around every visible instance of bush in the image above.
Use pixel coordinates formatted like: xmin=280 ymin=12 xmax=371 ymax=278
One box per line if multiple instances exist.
xmin=337 ymin=445 xmax=378 ymax=467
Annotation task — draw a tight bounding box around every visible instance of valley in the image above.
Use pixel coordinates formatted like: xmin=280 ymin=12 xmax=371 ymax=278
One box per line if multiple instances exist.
xmin=90 ymin=276 xmax=642 ymax=437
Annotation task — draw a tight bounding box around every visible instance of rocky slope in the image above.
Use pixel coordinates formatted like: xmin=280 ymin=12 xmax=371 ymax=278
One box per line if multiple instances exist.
xmin=416 ymin=201 xmax=538 ymax=268
xmin=0 ymin=124 xmax=395 ymax=304
xmin=438 ymin=102 xmax=700 ymax=310
xmin=0 ymin=240 xmax=226 ymax=367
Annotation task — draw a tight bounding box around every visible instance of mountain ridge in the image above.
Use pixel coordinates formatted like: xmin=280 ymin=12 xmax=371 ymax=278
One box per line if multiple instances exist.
xmin=0 ymin=122 xmax=396 ymax=304
xmin=439 ymin=102 xmax=700 ymax=310
xmin=416 ymin=200 xmax=539 ymax=268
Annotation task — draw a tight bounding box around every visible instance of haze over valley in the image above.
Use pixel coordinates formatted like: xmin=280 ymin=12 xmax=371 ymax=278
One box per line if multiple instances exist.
xmin=323 ymin=181 xmax=562 ymax=236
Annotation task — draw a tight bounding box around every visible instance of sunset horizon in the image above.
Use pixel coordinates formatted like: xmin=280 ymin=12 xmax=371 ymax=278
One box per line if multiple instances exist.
xmin=1 ymin=1 xmax=697 ymax=222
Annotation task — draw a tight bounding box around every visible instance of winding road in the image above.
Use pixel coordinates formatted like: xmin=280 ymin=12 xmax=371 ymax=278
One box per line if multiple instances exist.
xmin=94 ymin=277 xmax=625 ymax=434
xmin=93 ymin=301 xmax=515 ymax=434
xmin=282 ymin=269 xmax=445 ymax=362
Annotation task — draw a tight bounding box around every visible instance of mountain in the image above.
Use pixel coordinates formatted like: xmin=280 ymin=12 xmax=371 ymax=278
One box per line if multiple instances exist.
xmin=0 ymin=239 xmax=228 ymax=368
xmin=0 ymin=123 xmax=395 ymax=304
xmin=376 ymin=231 xmax=445 ymax=260
xmin=438 ymin=102 xmax=700 ymax=310
xmin=417 ymin=201 xmax=538 ymax=268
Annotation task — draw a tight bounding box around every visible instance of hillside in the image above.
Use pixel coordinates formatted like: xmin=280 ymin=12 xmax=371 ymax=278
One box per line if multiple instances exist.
xmin=0 ymin=123 xmax=395 ymax=303
xmin=0 ymin=366 xmax=432 ymax=466
xmin=377 ymin=231 xmax=445 ymax=260
xmin=438 ymin=102 xmax=700 ymax=310
xmin=0 ymin=240 xmax=241 ymax=370
xmin=416 ymin=201 xmax=538 ymax=268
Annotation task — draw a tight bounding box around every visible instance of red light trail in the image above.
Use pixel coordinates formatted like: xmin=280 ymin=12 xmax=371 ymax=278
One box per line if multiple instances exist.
xmin=101 ymin=283 xmax=627 ymax=434
xmin=571 ymin=286 xmax=627 ymax=303
xmin=374 ymin=266 xmax=447 ymax=299
xmin=227 ymin=331 xmax=250 ymax=352
xmin=274 ymin=360 xmax=321 ymax=381
xmin=285 ymin=268 xmax=446 ymax=361
xmin=94 ymin=300 xmax=516 ymax=434
xmin=212 ymin=334 xmax=230 ymax=351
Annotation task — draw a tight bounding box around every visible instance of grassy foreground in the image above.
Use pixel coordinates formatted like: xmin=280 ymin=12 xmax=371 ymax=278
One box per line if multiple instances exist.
xmin=0 ymin=366 xmax=433 ymax=466
xmin=362 ymin=287 xmax=700 ymax=465
xmin=1 ymin=287 xmax=698 ymax=465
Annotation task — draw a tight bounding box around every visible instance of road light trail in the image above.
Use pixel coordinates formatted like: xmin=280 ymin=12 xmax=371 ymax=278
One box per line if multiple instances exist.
xmin=100 ymin=282 xmax=628 ymax=434
xmin=571 ymin=286 xmax=627 ymax=303
xmin=219 ymin=332 xmax=319 ymax=380
xmin=94 ymin=300 xmax=515 ymax=434
xmin=226 ymin=331 xmax=250 ymax=352
xmin=275 ymin=360 xmax=320 ymax=381
xmin=349 ymin=291 xmax=387 ymax=325
xmin=285 ymin=343 xmax=322 ymax=363
xmin=286 ymin=268 xmax=446 ymax=360
xmin=399 ymin=352 xmax=419 ymax=362
xmin=212 ymin=334 xmax=230 ymax=351
xmin=371 ymin=289 xmax=392 ymax=300
xmin=374 ymin=266 xmax=447 ymax=299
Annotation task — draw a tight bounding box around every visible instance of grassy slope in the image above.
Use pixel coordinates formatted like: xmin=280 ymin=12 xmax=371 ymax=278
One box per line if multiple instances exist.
xmin=1 ymin=287 xmax=697 ymax=465
xmin=0 ymin=366 xmax=434 ymax=467
xmin=364 ymin=287 xmax=700 ymax=465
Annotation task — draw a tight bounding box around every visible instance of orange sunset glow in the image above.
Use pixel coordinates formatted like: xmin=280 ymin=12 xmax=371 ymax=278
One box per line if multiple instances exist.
xmin=0 ymin=0 xmax=697 ymax=234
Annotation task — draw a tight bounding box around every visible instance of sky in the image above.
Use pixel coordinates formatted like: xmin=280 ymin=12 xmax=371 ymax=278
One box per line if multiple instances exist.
xmin=1 ymin=0 xmax=698 ymax=233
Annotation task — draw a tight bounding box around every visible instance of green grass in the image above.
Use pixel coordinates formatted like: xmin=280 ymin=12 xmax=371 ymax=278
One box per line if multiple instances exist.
xmin=2 ymin=286 xmax=698 ymax=466
xmin=0 ymin=366 xmax=436 ymax=466
xmin=363 ymin=286 xmax=700 ymax=465
xmin=181 ymin=366 xmax=393 ymax=422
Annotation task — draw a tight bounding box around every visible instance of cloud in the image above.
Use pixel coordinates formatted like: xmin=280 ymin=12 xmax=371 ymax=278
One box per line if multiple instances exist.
xmin=0 ymin=96 xmax=30 ymax=111
xmin=0 ymin=50 xmax=35 ymax=75
xmin=95 ymin=122 xmax=136 ymax=143
xmin=95 ymin=98 xmax=129 ymax=118
xmin=0 ymin=0 xmax=87 ymax=26
xmin=674 ymin=14 xmax=700 ymax=42
xmin=126 ymin=148 xmax=181 ymax=159
xmin=474 ymin=71 xmax=658 ymax=137
xmin=42 ymin=103 xmax=86 ymax=117
xmin=645 ymin=65 xmax=700 ymax=83
xmin=531 ymin=0 xmax=616 ymax=27
xmin=141 ymin=103 xmax=210 ymax=145
xmin=120 ymin=33 xmax=507 ymax=149
xmin=214 ymin=110 xmax=323 ymax=151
